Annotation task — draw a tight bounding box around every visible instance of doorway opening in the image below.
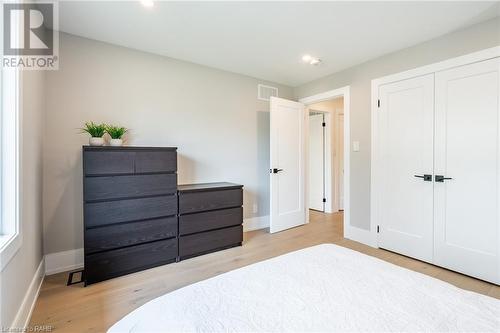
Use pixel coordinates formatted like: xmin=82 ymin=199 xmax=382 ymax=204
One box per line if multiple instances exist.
xmin=299 ymin=86 xmax=350 ymax=237
xmin=307 ymin=97 xmax=344 ymax=214
xmin=268 ymin=86 xmax=350 ymax=235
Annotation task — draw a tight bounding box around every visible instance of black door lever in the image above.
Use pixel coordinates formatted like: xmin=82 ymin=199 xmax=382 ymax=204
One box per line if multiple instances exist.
xmin=271 ymin=168 xmax=284 ymax=174
xmin=435 ymin=175 xmax=452 ymax=182
xmin=414 ymin=174 xmax=432 ymax=181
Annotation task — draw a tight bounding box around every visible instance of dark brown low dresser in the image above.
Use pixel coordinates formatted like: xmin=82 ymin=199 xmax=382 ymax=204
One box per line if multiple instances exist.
xmin=82 ymin=146 xmax=243 ymax=286
xmin=178 ymin=182 xmax=244 ymax=260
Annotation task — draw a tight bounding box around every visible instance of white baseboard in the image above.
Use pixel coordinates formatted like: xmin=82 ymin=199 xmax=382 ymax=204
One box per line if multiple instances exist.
xmin=243 ymin=215 xmax=269 ymax=232
xmin=44 ymin=217 xmax=270 ymax=275
xmin=344 ymin=224 xmax=377 ymax=248
xmin=11 ymin=259 xmax=45 ymax=329
xmin=44 ymin=220 xmax=370 ymax=273
xmin=45 ymin=248 xmax=84 ymax=275
xmin=42 ymin=215 xmax=271 ymax=275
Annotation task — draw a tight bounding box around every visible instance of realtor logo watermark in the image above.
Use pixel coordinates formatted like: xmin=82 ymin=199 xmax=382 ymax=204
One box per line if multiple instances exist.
xmin=2 ymin=2 xmax=59 ymax=70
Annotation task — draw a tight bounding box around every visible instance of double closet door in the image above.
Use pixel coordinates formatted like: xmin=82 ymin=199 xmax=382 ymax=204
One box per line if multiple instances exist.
xmin=377 ymin=57 xmax=500 ymax=284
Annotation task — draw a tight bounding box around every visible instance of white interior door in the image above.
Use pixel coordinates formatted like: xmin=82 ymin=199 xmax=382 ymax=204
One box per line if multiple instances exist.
xmin=434 ymin=58 xmax=500 ymax=284
xmin=270 ymin=97 xmax=306 ymax=233
xmin=309 ymin=113 xmax=324 ymax=211
xmin=337 ymin=112 xmax=344 ymax=210
xmin=377 ymin=74 xmax=435 ymax=263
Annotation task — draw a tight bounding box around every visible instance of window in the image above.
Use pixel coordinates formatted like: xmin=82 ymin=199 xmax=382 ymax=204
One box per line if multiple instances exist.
xmin=0 ymin=67 xmax=21 ymax=269
xmin=0 ymin=17 xmax=21 ymax=269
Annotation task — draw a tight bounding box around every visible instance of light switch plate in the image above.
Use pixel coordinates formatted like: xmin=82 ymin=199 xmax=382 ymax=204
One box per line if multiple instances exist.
xmin=353 ymin=141 xmax=360 ymax=152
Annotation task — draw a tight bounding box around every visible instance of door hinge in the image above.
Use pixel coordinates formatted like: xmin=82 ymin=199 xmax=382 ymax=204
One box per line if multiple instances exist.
xmin=377 ymin=99 xmax=380 ymax=108
xmin=377 ymin=225 xmax=380 ymax=233
xmin=322 ymin=122 xmax=326 ymax=127
xmin=322 ymin=198 xmax=326 ymax=203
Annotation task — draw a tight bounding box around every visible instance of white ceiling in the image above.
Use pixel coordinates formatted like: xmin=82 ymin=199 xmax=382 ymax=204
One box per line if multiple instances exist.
xmin=55 ymin=1 xmax=499 ymax=86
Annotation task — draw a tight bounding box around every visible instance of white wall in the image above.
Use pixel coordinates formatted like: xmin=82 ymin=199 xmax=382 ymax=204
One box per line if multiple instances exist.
xmin=43 ymin=33 xmax=293 ymax=255
xmin=294 ymin=17 xmax=500 ymax=231
xmin=0 ymin=70 xmax=45 ymax=328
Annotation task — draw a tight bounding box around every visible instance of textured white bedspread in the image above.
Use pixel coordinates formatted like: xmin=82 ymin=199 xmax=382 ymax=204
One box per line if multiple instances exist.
xmin=108 ymin=244 xmax=500 ymax=332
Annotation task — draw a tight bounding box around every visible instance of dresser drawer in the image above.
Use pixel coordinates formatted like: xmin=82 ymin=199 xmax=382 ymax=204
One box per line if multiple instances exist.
xmin=84 ymin=174 xmax=177 ymax=201
xmin=135 ymin=151 xmax=177 ymax=174
xmin=85 ymin=238 xmax=177 ymax=285
xmin=179 ymin=188 xmax=242 ymax=214
xmin=85 ymin=195 xmax=177 ymax=228
xmin=179 ymin=207 xmax=242 ymax=236
xmin=179 ymin=225 xmax=243 ymax=259
xmin=84 ymin=151 xmax=135 ymax=176
xmin=85 ymin=216 xmax=177 ymax=254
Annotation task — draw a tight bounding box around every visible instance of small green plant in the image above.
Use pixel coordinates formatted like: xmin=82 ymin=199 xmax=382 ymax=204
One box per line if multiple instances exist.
xmin=81 ymin=122 xmax=106 ymax=137
xmin=106 ymin=125 xmax=128 ymax=139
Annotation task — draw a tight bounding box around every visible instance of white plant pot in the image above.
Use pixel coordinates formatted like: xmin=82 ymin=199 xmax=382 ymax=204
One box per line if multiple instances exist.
xmin=109 ymin=138 xmax=123 ymax=147
xmin=89 ymin=137 xmax=105 ymax=146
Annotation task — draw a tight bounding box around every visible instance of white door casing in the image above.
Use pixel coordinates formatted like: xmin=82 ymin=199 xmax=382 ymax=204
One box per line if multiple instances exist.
xmin=337 ymin=111 xmax=345 ymax=210
xmin=270 ymin=97 xmax=306 ymax=233
xmin=377 ymin=74 xmax=435 ymax=263
xmin=434 ymin=58 xmax=500 ymax=284
xmin=309 ymin=113 xmax=325 ymax=211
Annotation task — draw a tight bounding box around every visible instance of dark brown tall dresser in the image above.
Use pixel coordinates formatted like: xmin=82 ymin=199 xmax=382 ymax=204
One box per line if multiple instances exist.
xmin=83 ymin=146 xmax=178 ymax=285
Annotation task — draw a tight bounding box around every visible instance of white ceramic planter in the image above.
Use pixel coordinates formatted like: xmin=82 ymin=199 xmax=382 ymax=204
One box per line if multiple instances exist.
xmin=89 ymin=137 xmax=105 ymax=146
xmin=109 ymin=138 xmax=123 ymax=147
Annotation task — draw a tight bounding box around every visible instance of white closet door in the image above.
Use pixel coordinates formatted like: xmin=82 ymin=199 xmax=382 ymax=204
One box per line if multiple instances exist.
xmin=378 ymin=74 xmax=434 ymax=263
xmin=434 ymin=58 xmax=500 ymax=284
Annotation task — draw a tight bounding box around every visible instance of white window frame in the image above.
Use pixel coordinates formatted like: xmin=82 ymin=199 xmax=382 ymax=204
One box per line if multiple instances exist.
xmin=0 ymin=67 xmax=22 ymax=271
xmin=0 ymin=8 xmax=22 ymax=271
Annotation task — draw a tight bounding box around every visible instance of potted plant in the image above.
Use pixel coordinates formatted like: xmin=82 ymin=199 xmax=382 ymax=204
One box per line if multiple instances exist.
xmin=81 ymin=122 xmax=106 ymax=146
xmin=106 ymin=125 xmax=128 ymax=146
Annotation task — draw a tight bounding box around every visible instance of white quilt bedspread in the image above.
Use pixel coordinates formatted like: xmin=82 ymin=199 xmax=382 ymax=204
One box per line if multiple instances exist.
xmin=108 ymin=244 xmax=500 ymax=332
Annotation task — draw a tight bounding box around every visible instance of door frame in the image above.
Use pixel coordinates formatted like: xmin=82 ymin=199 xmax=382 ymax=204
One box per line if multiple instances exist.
xmin=335 ymin=109 xmax=344 ymax=211
xmin=306 ymin=108 xmax=343 ymax=214
xmin=299 ymin=86 xmax=350 ymax=232
xmin=371 ymin=46 xmax=500 ymax=248
xmin=307 ymin=110 xmax=327 ymax=212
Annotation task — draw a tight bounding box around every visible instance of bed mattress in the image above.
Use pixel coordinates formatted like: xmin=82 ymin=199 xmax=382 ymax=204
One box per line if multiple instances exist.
xmin=108 ymin=243 xmax=499 ymax=332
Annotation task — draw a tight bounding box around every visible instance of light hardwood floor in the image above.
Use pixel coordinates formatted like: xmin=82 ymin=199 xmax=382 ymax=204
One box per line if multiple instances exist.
xmin=30 ymin=211 xmax=500 ymax=332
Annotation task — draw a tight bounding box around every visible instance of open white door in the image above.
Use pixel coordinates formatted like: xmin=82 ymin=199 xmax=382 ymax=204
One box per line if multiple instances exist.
xmin=270 ymin=97 xmax=306 ymax=233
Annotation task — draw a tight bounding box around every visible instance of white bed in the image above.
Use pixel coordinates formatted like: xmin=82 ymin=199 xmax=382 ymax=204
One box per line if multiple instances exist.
xmin=109 ymin=244 xmax=500 ymax=332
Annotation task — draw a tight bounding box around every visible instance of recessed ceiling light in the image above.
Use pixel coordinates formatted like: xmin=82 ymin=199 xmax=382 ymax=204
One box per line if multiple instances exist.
xmin=310 ymin=58 xmax=322 ymax=66
xmin=302 ymin=54 xmax=312 ymax=62
xmin=302 ymin=54 xmax=321 ymax=66
xmin=140 ymin=0 xmax=154 ymax=8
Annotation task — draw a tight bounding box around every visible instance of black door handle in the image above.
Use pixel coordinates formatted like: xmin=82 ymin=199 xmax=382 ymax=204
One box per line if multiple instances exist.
xmin=435 ymin=175 xmax=452 ymax=182
xmin=414 ymin=174 xmax=432 ymax=181
xmin=271 ymin=168 xmax=283 ymax=174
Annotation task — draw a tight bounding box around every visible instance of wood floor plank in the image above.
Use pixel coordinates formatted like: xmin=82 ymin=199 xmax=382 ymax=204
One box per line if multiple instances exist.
xmin=29 ymin=211 xmax=499 ymax=332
